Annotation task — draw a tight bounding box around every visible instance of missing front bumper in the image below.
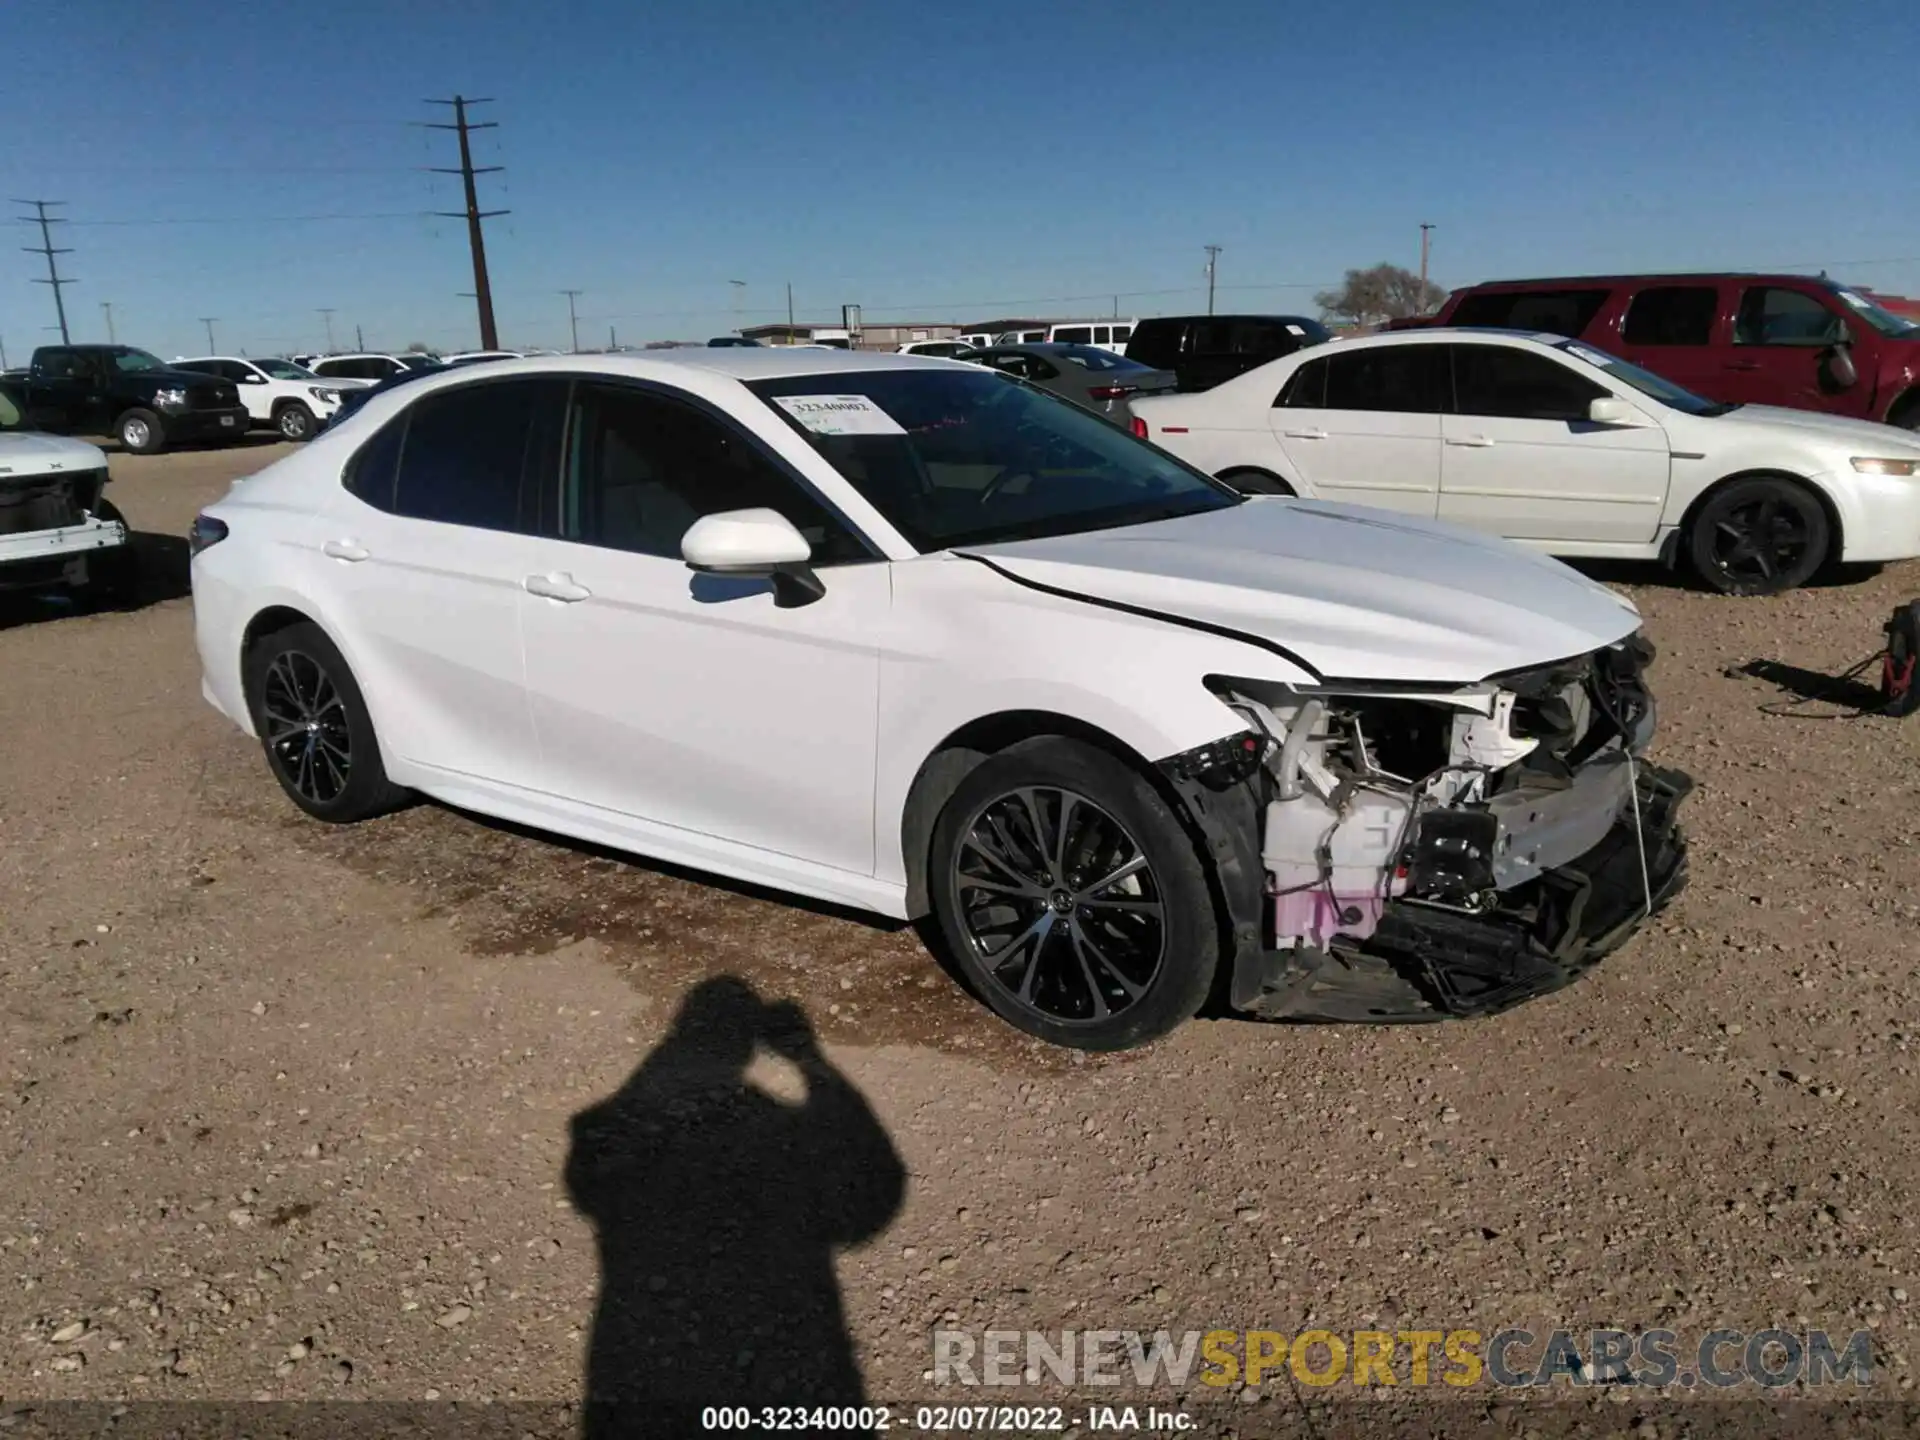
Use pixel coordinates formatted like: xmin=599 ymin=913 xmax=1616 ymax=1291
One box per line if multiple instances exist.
xmin=1234 ymin=763 xmax=1693 ymax=1023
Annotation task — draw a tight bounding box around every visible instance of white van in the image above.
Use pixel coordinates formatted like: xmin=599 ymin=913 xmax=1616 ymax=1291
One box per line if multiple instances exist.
xmin=1042 ymin=320 xmax=1137 ymax=355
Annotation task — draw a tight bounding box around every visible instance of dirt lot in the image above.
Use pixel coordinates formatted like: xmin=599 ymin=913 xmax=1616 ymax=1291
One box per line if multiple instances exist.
xmin=3 ymin=441 xmax=1920 ymax=1436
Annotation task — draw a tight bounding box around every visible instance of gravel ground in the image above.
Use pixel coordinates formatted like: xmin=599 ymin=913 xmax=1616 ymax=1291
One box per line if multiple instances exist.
xmin=3 ymin=442 xmax=1919 ymax=1437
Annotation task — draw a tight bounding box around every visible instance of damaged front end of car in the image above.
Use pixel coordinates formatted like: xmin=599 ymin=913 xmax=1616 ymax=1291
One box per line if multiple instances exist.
xmin=1159 ymin=633 xmax=1692 ymax=1023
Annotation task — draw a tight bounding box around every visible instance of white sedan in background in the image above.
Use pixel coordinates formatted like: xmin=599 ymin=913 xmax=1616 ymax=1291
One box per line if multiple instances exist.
xmin=171 ymin=357 xmax=370 ymax=441
xmin=190 ymin=348 xmax=1689 ymax=1051
xmin=1129 ymin=327 xmax=1920 ymax=594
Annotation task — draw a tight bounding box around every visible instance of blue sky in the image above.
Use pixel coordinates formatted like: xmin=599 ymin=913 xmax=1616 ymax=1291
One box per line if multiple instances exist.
xmin=5 ymin=0 xmax=1918 ymax=361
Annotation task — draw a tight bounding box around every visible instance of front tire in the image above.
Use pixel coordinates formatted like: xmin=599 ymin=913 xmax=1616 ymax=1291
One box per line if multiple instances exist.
xmin=116 ymin=409 xmax=164 ymax=455
xmin=275 ymin=402 xmax=317 ymax=441
xmin=243 ymin=621 xmax=408 ymax=823
xmin=1686 ymin=476 xmax=1830 ymax=596
xmin=927 ymin=737 xmax=1219 ymax=1051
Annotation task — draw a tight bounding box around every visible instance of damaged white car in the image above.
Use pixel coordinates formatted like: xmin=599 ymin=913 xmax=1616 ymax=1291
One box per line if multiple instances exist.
xmin=189 ymin=350 xmax=1689 ymax=1050
xmin=1 ymin=387 xmax=132 ymax=602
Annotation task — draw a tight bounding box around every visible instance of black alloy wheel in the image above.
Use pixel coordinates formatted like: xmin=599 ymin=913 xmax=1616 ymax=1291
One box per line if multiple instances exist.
xmin=261 ymin=649 xmax=353 ymax=806
xmin=244 ymin=621 xmax=407 ymax=822
xmin=1688 ymin=477 xmax=1829 ymax=596
xmin=929 ymin=737 xmax=1217 ymax=1050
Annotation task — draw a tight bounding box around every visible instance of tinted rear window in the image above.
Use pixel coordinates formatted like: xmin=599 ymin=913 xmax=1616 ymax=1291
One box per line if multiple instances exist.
xmin=1123 ymin=320 xmax=1181 ymax=367
xmin=1450 ymin=288 xmax=1612 ymax=337
xmin=1621 ymin=286 xmax=1719 ymax=346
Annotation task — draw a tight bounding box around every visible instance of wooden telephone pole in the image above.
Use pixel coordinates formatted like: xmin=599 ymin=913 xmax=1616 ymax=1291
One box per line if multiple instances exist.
xmin=425 ymin=96 xmax=508 ymax=351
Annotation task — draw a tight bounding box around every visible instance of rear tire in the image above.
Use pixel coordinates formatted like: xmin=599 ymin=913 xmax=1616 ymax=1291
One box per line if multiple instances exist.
xmin=116 ymin=409 xmax=164 ymax=455
xmin=1219 ymin=467 xmax=1296 ymax=497
xmin=243 ymin=621 xmax=408 ymax=823
xmin=1686 ymin=476 xmax=1830 ymax=596
xmin=274 ymin=401 xmax=317 ymax=441
xmin=927 ymin=737 xmax=1218 ymax=1051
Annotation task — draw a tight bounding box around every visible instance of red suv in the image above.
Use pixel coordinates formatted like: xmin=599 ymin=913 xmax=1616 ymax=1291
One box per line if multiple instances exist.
xmin=1429 ymin=274 xmax=1920 ymax=430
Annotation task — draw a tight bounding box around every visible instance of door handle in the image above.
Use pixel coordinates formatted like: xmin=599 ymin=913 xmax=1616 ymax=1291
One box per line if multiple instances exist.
xmin=523 ymin=572 xmax=592 ymax=603
xmin=1281 ymin=427 xmax=1328 ymax=440
xmin=1724 ymin=360 xmax=1761 ymax=371
xmin=1445 ymin=435 xmax=1496 ymax=448
xmin=322 ymin=539 xmax=370 ymax=562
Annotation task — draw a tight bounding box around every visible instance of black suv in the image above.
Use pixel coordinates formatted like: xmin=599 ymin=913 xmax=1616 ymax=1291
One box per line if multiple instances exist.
xmin=1124 ymin=314 xmax=1332 ymax=392
xmin=17 ymin=345 xmax=249 ymax=453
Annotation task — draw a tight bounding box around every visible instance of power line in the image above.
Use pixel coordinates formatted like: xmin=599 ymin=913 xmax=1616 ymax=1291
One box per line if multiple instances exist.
xmin=14 ymin=199 xmax=75 ymax=344
xmin=16 ymin=210 xmax=426 ymax=228
xmin=423 ymin=95 xmax=508 ymax=351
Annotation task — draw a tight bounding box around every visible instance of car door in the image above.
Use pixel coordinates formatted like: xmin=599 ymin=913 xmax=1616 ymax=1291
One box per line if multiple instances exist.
xmin=1438 ymin=343 xmax=1669 ymax=545
xmin=1267 ymin=343 xmax=1445 ymax=516
xmin=223 ymin=360 xmax=272 ymax=421
xmin=1721 ymin=284 xmax=1858 ymax=413
xmin=517 ymin=377 xmax=886 ymax=876
xmin=314 ymin=375 xmax=565 ymax=785
xmin=28 ymin=351 xmax=106 ymax=433
xmin=1613 ymin=283 xmax=1728 ymax=397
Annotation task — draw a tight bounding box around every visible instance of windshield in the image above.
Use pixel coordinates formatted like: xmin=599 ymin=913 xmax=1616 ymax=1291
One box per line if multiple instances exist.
xmin=1553 ymin=339 xmax=1737 ymax=418
xmin=255 ymin=359 xmax=318 ymax=380
xmin=1832 ymin=287 xmax=1920 ymax=338
xmin=1046 ymin=345 xmax=1145 ymax=371
xmin=747 ymin=368 xmax=1241 ymax=551
xmin=113 ymin=349 xmax=169 ymax=374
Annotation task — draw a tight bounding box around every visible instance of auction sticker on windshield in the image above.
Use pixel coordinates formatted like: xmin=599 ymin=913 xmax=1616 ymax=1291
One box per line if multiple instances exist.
xmin=772 ymin=394 xmax=907 ymax=437
xmin=1562 ymin=342 xmax=1618 ymax=371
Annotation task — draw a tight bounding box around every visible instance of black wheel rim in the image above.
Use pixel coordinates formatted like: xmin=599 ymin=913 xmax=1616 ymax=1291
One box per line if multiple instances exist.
xmin=950 ymin=786 xmax=1166 ymax=1025
xmin=1709 ymin=495 xmax=1813 ymax=587
xmin=261 ymin=650 xmax=351 ymax=804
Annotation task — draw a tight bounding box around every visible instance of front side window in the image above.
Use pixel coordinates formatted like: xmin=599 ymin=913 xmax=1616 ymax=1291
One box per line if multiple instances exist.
xmin=747 ymin=367 xmax=1239 ymax=552
xmin=255 ymin=359 xmax=318 ymax=380
xmin=1322 ymin=345 xmax=1448 ymax=413
xmin=1734 ymin=287 xmax=1847 ymax=346
xmin=562 ymin=382 xmax=868 ymax=564
xmin=1621 ymin=286 xmax=1718 ymax=346
xmin=379 ymin=379 xmax=561 ymax=531
xmin=1451 ymin=344 xmax=1606 ymax=421
xmin=112 ymin=348 xmax=169 ymax=374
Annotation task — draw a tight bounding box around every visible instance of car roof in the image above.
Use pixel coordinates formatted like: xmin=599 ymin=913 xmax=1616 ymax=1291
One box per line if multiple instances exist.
xmin=1275 ymin=326 xmax=1570 ymax=353
xmin=400 ymin=348 xmax=967 ymax=381
xmin=1457 ymin=272 xmax=1839 ymax=291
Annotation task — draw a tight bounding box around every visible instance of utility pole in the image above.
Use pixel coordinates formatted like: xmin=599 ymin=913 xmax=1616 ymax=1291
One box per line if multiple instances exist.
xmin=15 ymin=200 xmax=75 ymax=344
xmin=100 ymin=302 xmax=115 ymax=344
xmin=200 ymin=317 xmax=219 ymax=352
xmin=1203 ymin=244 xmax=1222 ymax=315
xmin=729 ymin=279 xmax=746 ymax=335
xmin=786 ymin=282 xmax=794 ymax=329
xmin=608 ymin=325 xmax=616 ymax=351
xmin=355 ymin=323 xmax=365 ymax=350
xmin=560 ymin=290 xmax=582 ymax=353
xmin=424 ymin=95 xmax=508 ymax=351
xmin=317 ymin=307 xmax=336 ymax=351
xmin=1419 ymin=222 xmax=1435 ymax=290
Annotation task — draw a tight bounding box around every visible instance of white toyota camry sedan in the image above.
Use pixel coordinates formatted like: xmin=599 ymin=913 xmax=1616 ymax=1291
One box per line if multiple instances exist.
xmin=191 ymin=348 xmax=1690 ymax=1050
xmin=1128 ymin=327 xmax=1920 ymax=595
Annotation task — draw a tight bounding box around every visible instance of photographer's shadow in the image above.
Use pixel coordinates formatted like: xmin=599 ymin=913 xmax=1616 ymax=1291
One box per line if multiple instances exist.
xmin=567 ymin=977 xmax=905 ymax=1437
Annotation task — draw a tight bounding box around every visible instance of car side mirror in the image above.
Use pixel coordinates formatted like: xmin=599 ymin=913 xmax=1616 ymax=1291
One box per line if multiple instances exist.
xmin=1588 ymin=396 xmax=1642 ymax=426
xmin=681 ymin=507 xmax=825 ymax=608
xmin=1823 ymin=342 xmax=1858 ymax=390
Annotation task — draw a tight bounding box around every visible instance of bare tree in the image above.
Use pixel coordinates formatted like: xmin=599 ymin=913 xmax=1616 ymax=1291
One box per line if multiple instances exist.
xmin=1313 ymin=264 xmax=1447 ymax=328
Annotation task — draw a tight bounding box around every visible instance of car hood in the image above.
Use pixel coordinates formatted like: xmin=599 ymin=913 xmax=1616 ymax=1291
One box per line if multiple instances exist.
xmin=956 ymin=498 xmax=1644 ymax=683
xmin=0 ymin=430 xmax=110 ymax=476
xmin=1727 ymin=404 xmax=1920 ymax=451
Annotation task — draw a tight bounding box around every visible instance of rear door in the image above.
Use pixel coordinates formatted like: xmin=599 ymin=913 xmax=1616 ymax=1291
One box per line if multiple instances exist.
xmin=314 ymin=375 xmax=565 ymax=785
xmin=1721 ymin=283 xmax=1858 ymax=413
xmin=1267 ymin=343 xmax=1445 ymax=516
xmin=1613 ymin=283 xmax=1728 ymax=397
xmin=1438 ymin=343 xmax=1669 ymax=545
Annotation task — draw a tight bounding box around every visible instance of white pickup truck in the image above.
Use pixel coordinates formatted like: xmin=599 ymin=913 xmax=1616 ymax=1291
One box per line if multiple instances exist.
xmin=0 ymin=386 xmax=133 ymax=601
